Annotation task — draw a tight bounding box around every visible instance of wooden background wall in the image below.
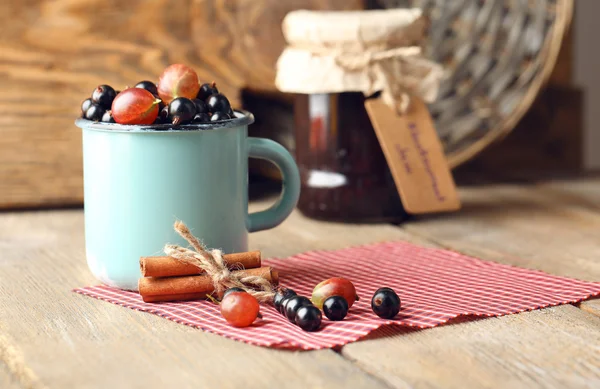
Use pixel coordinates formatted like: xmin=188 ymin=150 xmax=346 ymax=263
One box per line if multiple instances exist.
xmin=0 ymin=0 xmax=363 ymax=209
xmin=0 ymin=0 xmax=581 ymax=209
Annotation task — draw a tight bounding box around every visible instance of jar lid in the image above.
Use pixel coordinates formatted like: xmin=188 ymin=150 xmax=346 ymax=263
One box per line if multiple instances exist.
xmin=275 ymin=9 xmax=443 ymax=112
xmin=282 ymin=9 xmax=426 ymax=51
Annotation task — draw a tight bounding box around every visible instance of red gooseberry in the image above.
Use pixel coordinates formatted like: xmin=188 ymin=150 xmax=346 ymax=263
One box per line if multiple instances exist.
xmin=311 ymin=277 xmax=359 ymax=309
xmin=111 ymin=88 xmax=160 ymax=125
xmin=157 ymin=64 xmax=200 ymax=104
xmin=220 ymin=292 xmax=261 ymax=328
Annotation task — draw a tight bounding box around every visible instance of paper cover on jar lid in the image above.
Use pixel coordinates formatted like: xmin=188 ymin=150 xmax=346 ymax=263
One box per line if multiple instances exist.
xmin=275 ymin=9 xmax=444 ymax=113
xmin=281 ymin=9 xmax=427 ymax=49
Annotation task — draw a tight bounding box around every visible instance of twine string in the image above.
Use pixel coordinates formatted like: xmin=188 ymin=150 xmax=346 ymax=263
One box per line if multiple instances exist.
xmin=163 ymin=221 xmax=275 ymax=302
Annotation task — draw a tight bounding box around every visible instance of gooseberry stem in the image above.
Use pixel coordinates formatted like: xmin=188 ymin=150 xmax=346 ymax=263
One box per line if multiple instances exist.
xmin=206 ymin=294 xmax=220 ymax=304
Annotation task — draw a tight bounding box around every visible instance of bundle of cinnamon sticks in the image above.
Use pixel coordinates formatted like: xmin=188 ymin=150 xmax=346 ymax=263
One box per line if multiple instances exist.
xmin=138 ymin=251 xmax=278 ymax=302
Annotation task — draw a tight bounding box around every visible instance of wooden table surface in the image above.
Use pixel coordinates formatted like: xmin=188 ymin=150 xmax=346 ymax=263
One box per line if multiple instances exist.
xmin=1 ymin=175 xmax=600 ymax=389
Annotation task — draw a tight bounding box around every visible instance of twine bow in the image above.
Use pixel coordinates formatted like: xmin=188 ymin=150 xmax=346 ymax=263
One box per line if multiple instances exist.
xmin=319 ymin=44 xmax=443 ymax=114
xmin=336 ymin=46 xmax=443 ymax=114
xmin=163 ymin=221 xmax=275 ymax=302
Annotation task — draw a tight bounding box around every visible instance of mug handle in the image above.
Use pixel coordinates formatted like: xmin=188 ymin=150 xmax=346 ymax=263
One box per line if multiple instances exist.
xmin=247 ymin=137 xmax=301 ymax=232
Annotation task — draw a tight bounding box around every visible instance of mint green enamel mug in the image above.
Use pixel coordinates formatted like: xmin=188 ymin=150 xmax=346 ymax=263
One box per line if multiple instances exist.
xmin=75 ymin=111 xmax=300 ymax=291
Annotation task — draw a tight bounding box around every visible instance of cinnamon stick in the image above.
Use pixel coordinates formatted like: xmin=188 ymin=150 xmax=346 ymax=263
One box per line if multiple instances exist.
xmin=138 ymin=266 xmax=278 ymax=303
xmin=140 ymin=250 xmax=261 ymax=278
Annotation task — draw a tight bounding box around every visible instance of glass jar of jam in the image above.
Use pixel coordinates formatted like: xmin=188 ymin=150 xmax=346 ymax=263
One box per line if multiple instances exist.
xmin=294 ymin=92 xmax=406 ymax=222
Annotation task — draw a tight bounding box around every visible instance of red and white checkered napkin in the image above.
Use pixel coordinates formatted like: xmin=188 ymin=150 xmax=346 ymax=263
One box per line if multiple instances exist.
xmin=74 ymin=241 xmax=600 ymax=350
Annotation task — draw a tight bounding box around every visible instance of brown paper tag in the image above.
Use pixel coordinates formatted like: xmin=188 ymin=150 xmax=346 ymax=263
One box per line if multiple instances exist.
xmin=365 ymin=97 xmax=461 ymax=214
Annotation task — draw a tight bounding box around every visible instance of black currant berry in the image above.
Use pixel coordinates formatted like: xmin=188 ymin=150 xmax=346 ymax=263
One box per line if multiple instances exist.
xmin=206 ymin=93 xmax=231 ymax=114
xmin=101 ymin=110 xmax=115 ymax=123
xmin=210 ymin=111 xmax=231 ymax=122
xmin=284 ymin=296 xmax=312 ymax=322
xmin=295 ymin=305 xmax=322 ymax=332
xmin=371 ymin=287 xmax=401 ymax=319
xmin=197 ymin=82 xmax=219 ymax=100
xmin=223 ymin=287 xmax=245 ymax=299
xmin=278 ymin=295 xmax=294 ymax=315
xmin=91 ymin=85 xmax=117 ymax=109
xmin=81 ymin=98 xmax=93 ymax=117
xmin=323 ymin=295 xmax=349 ymax=321
xmin=168 ymin=97 xmax=196 ymax=125
xmin=135 ymin=80 xmax=159 ymax=96
xmin=273 ymin=288 xmax=297 ymax=313
xmin=192 ymin=113 xmax=211 ymax=124
xmin=192 ymin=99 xmax=208 ymax=114
xmin=85 ymin=104 xmax=105 ymax=121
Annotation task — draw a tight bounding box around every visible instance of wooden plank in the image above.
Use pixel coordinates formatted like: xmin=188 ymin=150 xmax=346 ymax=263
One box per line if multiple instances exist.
xmin=403 ymin=181 xmax=600 ymax=281
xmin=581 ymin=298 xmax=600 ymax=319
xmin=0 ymin=0 xmax=362 ymax=210
xmin=0 ymin=361 xmax=22 ymax=389
xmin=0 ymin=209 xmax=400 ymax=389
xmin=535 ymin=176 xmax=600 ymax=213
xmin=533 ymin=177 xmax=600 ymax=316
xmin=341 ymin=178 xmax=600 ymax=388
xmin=0 ymin=332 xmax=40 ymax=389
xmin=242 ymin=188 xmax=600 ymax=389
xmin=3 ymin=177 xmax=600 ymax=388
xmin=580 ymin=299 xmax=600 ymax=318
xmin=343 ymin=305 xmax=600 ymax=389
xmin=407 ymin=178 xmax=600 ymax=323
xmin=249 ymin=202 xmax=437 ymax=259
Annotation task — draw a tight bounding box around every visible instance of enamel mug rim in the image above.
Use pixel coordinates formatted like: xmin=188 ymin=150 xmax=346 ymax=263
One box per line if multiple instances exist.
xmin=74 ymin=109 xmax=254 ymax=133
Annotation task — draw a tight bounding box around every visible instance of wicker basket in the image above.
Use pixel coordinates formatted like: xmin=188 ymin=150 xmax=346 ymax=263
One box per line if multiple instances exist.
xmin=375 ymin=0 xmax=573 ymax=168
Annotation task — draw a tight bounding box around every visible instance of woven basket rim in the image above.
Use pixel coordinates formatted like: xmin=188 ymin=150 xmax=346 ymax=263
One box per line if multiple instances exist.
xmin=446 ymin=0 xmax=574 ymax=168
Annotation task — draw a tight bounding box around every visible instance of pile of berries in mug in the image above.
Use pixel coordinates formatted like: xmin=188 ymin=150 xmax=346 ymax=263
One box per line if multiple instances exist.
xmin=80 ymin=64 xmax=234 ymax=126
xmin=221 ymin=277 xmax=401 ymax=332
